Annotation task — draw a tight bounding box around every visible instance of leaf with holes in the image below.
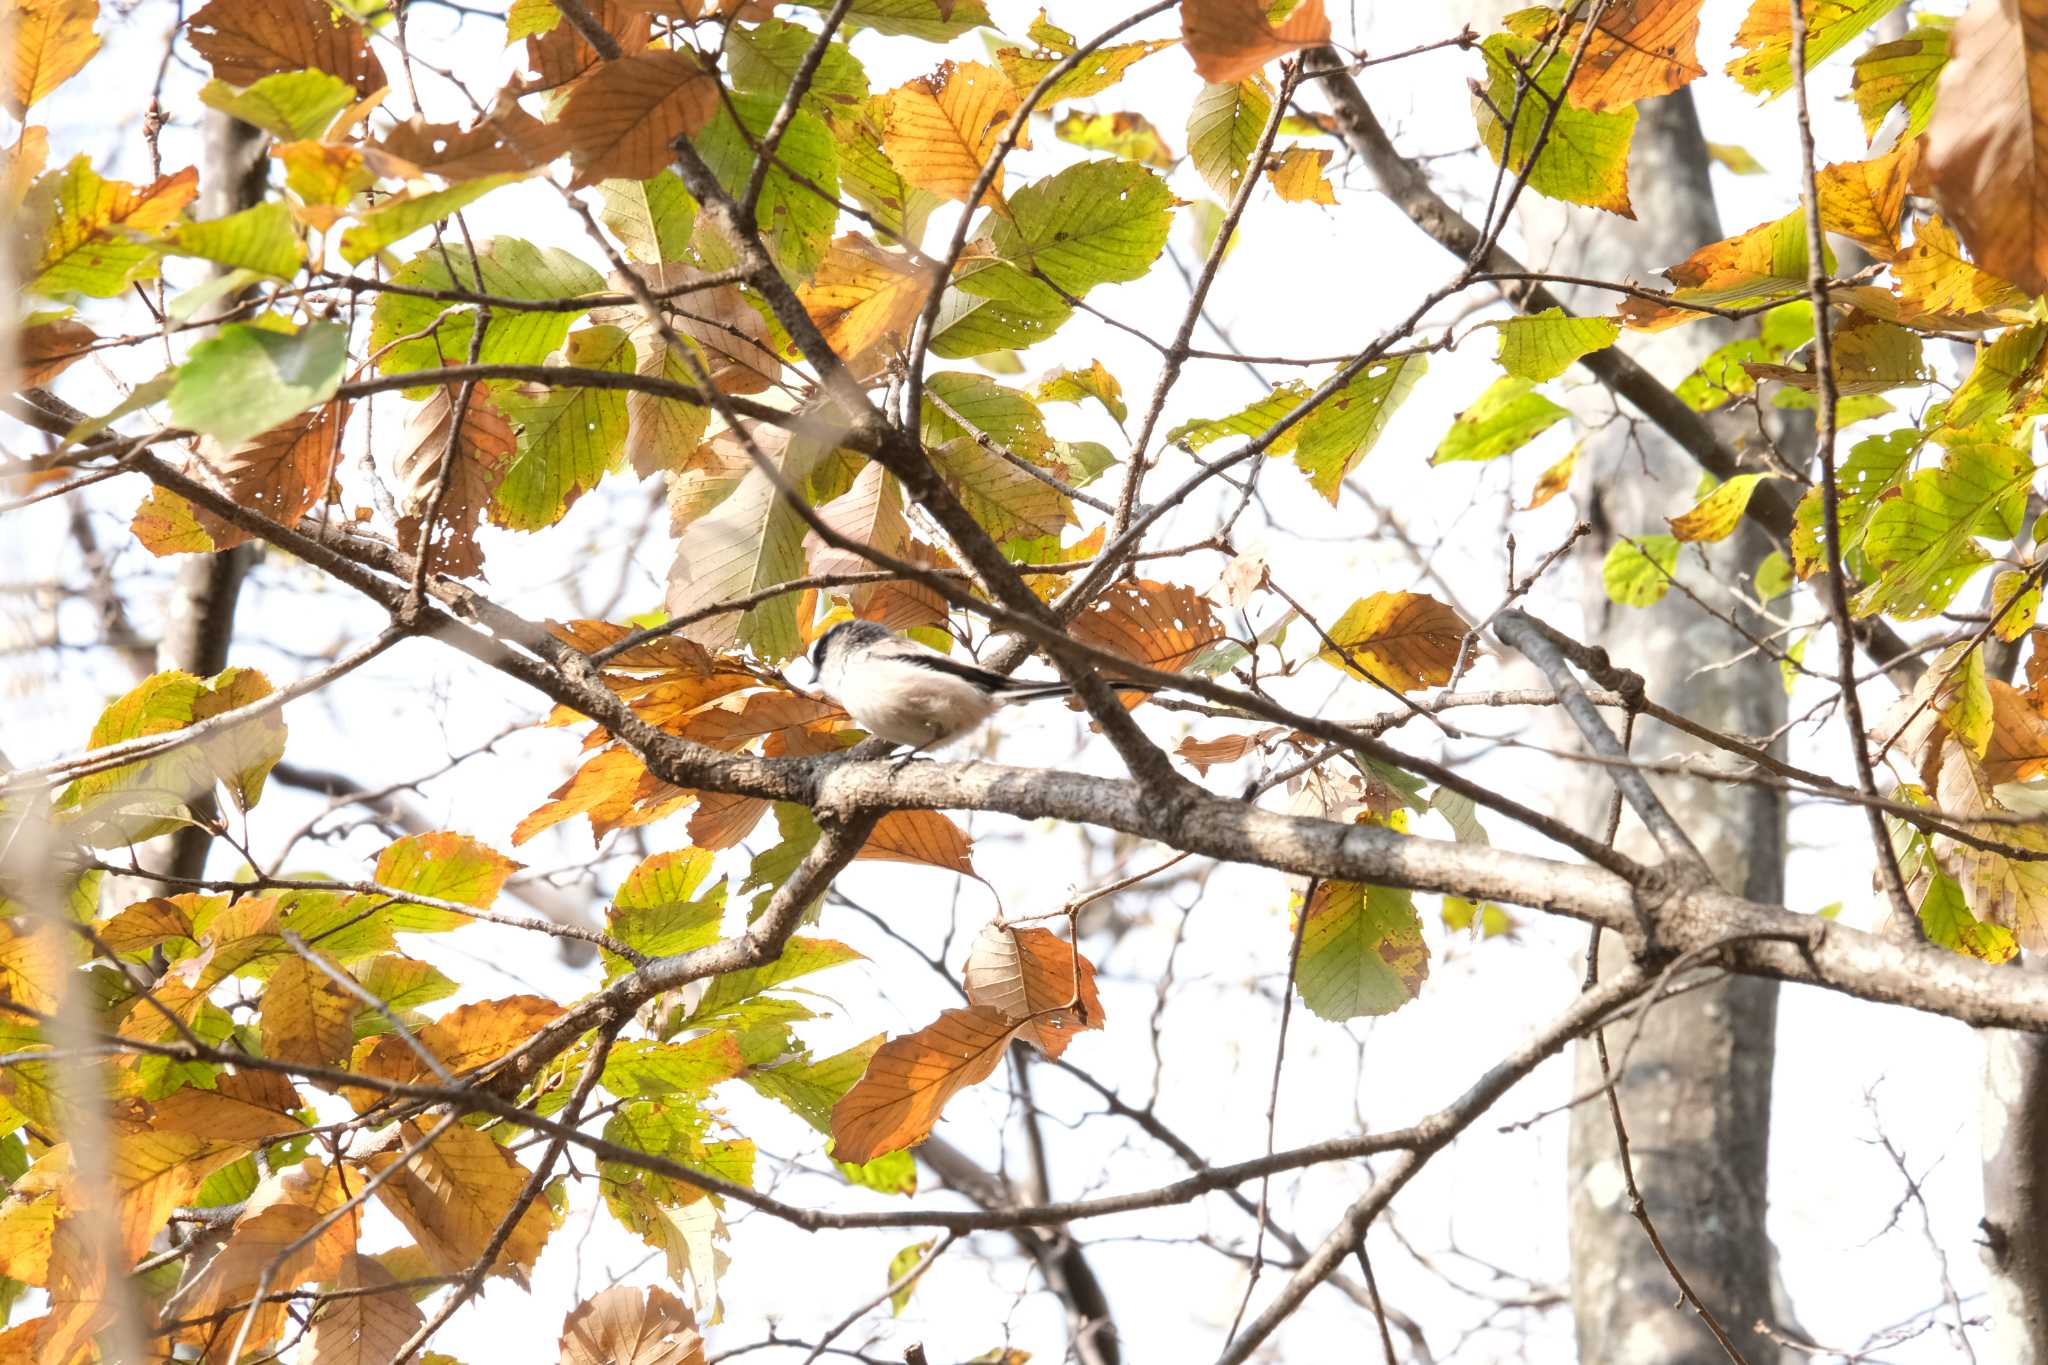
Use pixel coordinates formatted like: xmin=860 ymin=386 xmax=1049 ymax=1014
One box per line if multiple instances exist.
xmin=1316 ymin=592 xmax=1469 ymax=692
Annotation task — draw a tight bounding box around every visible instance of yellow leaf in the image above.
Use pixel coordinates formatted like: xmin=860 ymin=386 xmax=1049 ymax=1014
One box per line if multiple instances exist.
xmin=1893 ymin=214 xmax=2033 ymax=327
xmin=1984 ymin=679 xmax=2048 ymax=782
xmin=1668 ymin=473 xmax=1774 ymax=542
xmin=1523 ymin=443 xmax=1578 ymax=509
xmin=1816 ymin=139 xmax=1918 ymax=260
xmin=261 ymin=954 xmax=359 ymax=1066
xmin=883 ymin=60 xmax=1018 ymax=208
xmin=1265 ymin=144 xmax=1336 ymax=204
xmin=1181 ymin=0 xmax=1332 ymax=84
xmin=4 ymin=0 xmax=99 ymax=116
xmin=1315 ymin=592 xmax=1470 ymax=692
xmin=1540 ymin=0 xmax=1709 ymax=111
xmin=830 ymin=1005 xmax=1019 ymax=1164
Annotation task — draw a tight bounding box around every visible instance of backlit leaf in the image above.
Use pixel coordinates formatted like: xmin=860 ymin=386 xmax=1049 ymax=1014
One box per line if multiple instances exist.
xmin=858 ymin=809 xmax=975 ymax=874
xmin=1291 ymin=354 xmax=1426 ymax=500
xmin=1491 ymin=308 xmax=1619 ymax=382
xmin=1315 ymin=592 xmax=1469 ymax=691
xmin=1923 ymin=0 xmax=2048 ymax=293
xmin=491 ymin=325 xmax=635 ymax=530
xmin=1853 ymin=442 xmax=2033 ymax=619
xmin=830 ymin=1005 xmax=1018 ymax=1163
xmin=990 ymin=158 xmax=1175 ymax=297
xmin=1431 ymin=376 xmax=1569 ymax=464
xmin=883 ymin=60 xmax=1016 ymax=208
xmin=1188 ymin=76 xmax=1272 ymax=200
xmin=559 ymin=1285 xmax=705 ymax=1365
xmin=961 ymin=923 xmax=1103 ymax=1057
xmin=1052 ymin=110 xmax=1173 ymax=166
xmin=561 ymin=49 xmax=721 ymax=189
xmin=375 ymin=831 xmax=519 ymax=913
xmin=1853 ymin=20 xmax=1949 ymax=141
xmin=1474 ymin=33 xmax=1636 ymax=217
xmin=1668 ymin=472 xmax=1773 ymax=543
xmin=5 ymin=0 xmax=99 ymax=116
xmin=798 ymin=233 xmax=940 ymax=366
xmin=1266 ymin=144 xmax=1336 ymax=203
xmin=1296 ymin=878 xmax=1428 ymax=1020
xmin=1604 ymin=534 xmax=1680 ymax=607
xmin=1181 ymin=0 xmax=1331 ymax=83
xmin=186 ymin=0 xmax=387 ymax=94
xmin=168 ymin=319 xmax=347 ymax=447
xmin=1728 ymin=0 xmax=1905 ymax=99
xmin=197 ymin=68 xmax=353 ymax=140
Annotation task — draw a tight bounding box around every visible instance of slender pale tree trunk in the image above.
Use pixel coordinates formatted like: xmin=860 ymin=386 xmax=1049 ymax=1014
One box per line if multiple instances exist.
xmin=1435 ymin=7 xmax=1796 ymax=1355
xmin=1983 ymin=962 xmax=2048 ymax=1358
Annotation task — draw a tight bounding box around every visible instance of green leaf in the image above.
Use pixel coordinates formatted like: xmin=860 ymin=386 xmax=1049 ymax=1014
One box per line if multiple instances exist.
xmin=352 ymin=955 xmax=459 ymax=1018
xmin=490 ymin=325 xmax=634 ymax=530
xmin=990 ymin=158 xmax=1175 ymax=298
xmin=1603 ymin=534 xmax=1680 ymax=607
xmin=1167 ymin=381 xmax=1311 ymax=455
xmin=604 ymin=852 xmax=727 ymax=979
xmin=838 ymin=1147 xmax=917 ymax=1194
xmin=1940 ymin=324 xmax=2048 ymax=434
xmin=1295 ymin=880 xmax=1429 ymax=1020
xmin=1853 ymin=442 xmax=2034 ymax=619
xmin=1852 ymin=21 xmax=1949 ymax=141
xmin=796 ymin=0 xmax=990 ymax=40
xmin=1490 ymin=308 xmax=1618 ymax=381
xmin=1474 ymin=33 xmax=1636 ymax=216
xmin=338 ymin=173 xmax=523 ymax=264
xmin=168 ymin=202 xmax=302 ymax=278
xmin=830 ymin=100 xmax=941 ymax=249
xmin=920 ymin=371 xmax=1051 ymax=456
xmin=725 ymin=19 xmax=869 ymax=107
xmin=1791 ymin=427 xmax=1920 ymax=576
xmin=24 ymin=156 xmax=194 ymax=299
xmin=1292 ymin=355 xmax=1427 ymax=500
xmin=198 ymin=70 xmax=355 ymax=140
xmin=739 ymin=803 xmax=824 ymax=916
xmin=1187 ymin=76 xmax=1271 ymax=199
xmin=1918 ymin=869 xmax=2018 ymax=962
xmin=374 ymin=832 xmax=519 ymax=914
xmin=370 ymin=239 xmax=605 ymax=392
xmin=1431 ymin=376 xmax=1568 ymax=464
xmin=1032 ymin=360 xmax=1126 ymax=424
xmin=745 ymin=1036 xmax=881 ymax=1132
xmin=927 ymin=257 xmax=1072 ymax=356
xmin=1730 ymin=0 xmax=1907 ymax=99
xmin=602 ymin=1035 xmax=747 ymax=1098
xmin=664 ymin=448 xmax=819 ymax=662
xmin=168 ymin=320 xmax=347 ymax=447
xmin=998 ymin=30 xmax=1175 ymax=105
xmin=888 ymin=1240 xmax=934 ymax=1314
xmin=595 ymin=173 xmax=698 ymax=264
xmin=928 ymin=438 xmax=1075 ymax=540
xmin=693 ymin=91 xmax=839 ymax=279
xmin=685 ymin=937 xmax=862 ymax=1028
xmin=1755 ymin=549 xmax=1793 ymax=602
xmin=1052 ymin=110 xmax=1172 ymax=166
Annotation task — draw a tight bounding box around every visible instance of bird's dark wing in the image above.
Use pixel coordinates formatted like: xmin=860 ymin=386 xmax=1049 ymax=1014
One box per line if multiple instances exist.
xmin=897 ymin=651 xmax=1060 ymax=694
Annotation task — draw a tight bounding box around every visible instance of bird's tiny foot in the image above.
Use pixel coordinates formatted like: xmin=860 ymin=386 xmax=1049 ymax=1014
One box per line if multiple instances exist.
xmin=890 ymin=751 xmax=932 ymax=774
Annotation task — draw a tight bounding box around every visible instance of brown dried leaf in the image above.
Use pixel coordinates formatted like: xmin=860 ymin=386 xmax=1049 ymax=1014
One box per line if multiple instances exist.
xmin=185 ymin=0 xmax=387 ymax=95
xmin=560 ymin=1284 xmax=705 ymax=1365
xmin=303 ymin=1255 xmax=425 ymax=1365
xmin=830 ymin=1005 xmax=1019 ymax=1163
xmin=1923 ymin=0 xmax=2048 ymax=293
xmin=1182 ymin=0 xmax=1331 ymax=84
xmin=685 ymin=790 xmax=771 ymax=850
xmin=961 ymin=923 xmax=1103 ymax=1057
xmin=182 ymin=400 xmax=349 ymax=551
xmin=394 ymin=383 xmax=516 ymax=580
xmin=178 ymin=1160 xmax=361 ymax=1360
xmin=363 ymin=1121 xmax=557 ymax=1281
xmin=261 ymin=954 xmax=359 ymax=1067
xmin=1985 ymin=678 xmax=2048 ymax=784
xmin=561 ymin=49 xmax=721 ymax=188
xmin=519 ymin=0 xmax=651 ymax=94
xmin=547 ymin=619 xmax=715 ymax=673
xmin=18 ymin=317 xmax=94 ymax=386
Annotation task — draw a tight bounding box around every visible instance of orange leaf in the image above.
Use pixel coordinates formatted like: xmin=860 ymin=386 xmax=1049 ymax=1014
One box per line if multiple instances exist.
xmin=685 ymin=790 xmax=771 ymax=850
xmin=374 ymin=108 xmax=572 ymax=182
xmin=547 ymin=619 xmax=715 ymax=673
xmin=1522 ymin=443 xmax=1578 ymax=510
xmin=961 ymin=923 xmax=1104 ymax=1057
xmin=1069 ymin=578 xmax=1227 ymax=681
xmin=561 ymin=49 xmax=722 ymax=189
xmin=4 ymin=0 xmax=99 ymax=116
xmin=185 ymin=0 xmax=387 ymax=95
xmin=1555 ymin=0 xmax=1708 ymax=111
xmin=883 ymin=60 xmax=1019 ymax=207
xmin=353 ymin=994 xmax=563 ymax=1095
xmin=1182 ymin=0 xmax=1332 ymax=84
xmin=1985 ymin=679 xmax=2048 ymax=783
xmin=179 ymin=1160 xmax=361 ymax=1359
xmin=180 ymin=399 xmax=349 ymax=551
xmin=519 ymin=0 xmax=650 ymax=93
xmin=830 ymin=1005 xmax=1019 ymax=1163
xmin=3 ymin=124 xmax=49 ymax=201
xmin=560 ymin=1284 xmax=705 ymax=1365
xmin=858 ymin=809 xmax=975 ymax=874
xmin=1923 ymin=0 xmax=2048 ymax=294
xmin=797 ymin=234 xmax=942 ymax=368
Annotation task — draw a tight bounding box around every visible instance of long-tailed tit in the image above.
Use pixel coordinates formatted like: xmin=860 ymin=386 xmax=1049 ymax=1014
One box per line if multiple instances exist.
xmin=810 ymin=620 xmax=1135 ymax=756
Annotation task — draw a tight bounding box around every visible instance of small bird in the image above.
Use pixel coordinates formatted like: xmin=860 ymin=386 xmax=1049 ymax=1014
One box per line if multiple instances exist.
xmin=809 ymin=620 xmax=1102 ymax=757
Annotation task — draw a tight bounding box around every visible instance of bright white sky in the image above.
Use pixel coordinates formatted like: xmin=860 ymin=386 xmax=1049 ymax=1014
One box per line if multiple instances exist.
xmin=0 ymin=0 xmax=1997 ymax=1360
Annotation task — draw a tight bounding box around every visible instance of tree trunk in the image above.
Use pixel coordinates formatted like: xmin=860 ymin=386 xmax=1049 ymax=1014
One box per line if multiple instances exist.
xmin=1983 ymin=960 xmax=2048 ymax=1360
xmin=1436 ymin=6 xmax=1796 ymax=1355
xmin=157 ymin=110 xmax=268 ymax=884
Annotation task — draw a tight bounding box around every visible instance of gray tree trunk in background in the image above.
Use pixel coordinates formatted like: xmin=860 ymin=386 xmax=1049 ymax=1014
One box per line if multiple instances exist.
xmin=1983 ymin=957 xmax=2048 ymax=1359
xmin=1437 ymin=6 xmax=1794 ymax=1356
xmin=156 ymin=110 xmax=268 ymax=884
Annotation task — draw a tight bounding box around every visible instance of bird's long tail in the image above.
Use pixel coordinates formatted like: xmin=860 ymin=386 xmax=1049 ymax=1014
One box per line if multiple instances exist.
xmin=1001 ymin=680 xmax=1159 ymax=702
